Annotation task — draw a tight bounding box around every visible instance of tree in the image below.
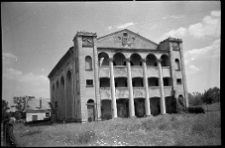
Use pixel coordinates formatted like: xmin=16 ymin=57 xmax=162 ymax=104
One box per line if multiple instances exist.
xmin=11 ymin=97 xmax=26 ymax=112
xmin=48 ymin=102 xmax=58 ymax=123
xmin=2 ymin=100 xmax=10 ymax=120
xmin=188 ymin=92 xmax=203 ymax=106
xmin=202 ymin=87 xmax=220 ymax=112
xmin=211 ymin=86 xmax=220 ymax=103
xmin=202 ymin=88 xmax=214 ymax=112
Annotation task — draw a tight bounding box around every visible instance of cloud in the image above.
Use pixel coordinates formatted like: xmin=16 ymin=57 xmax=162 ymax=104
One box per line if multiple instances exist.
xmin=3 ymin=52 xmax=17 ymax=65
xmin=116 ymin=22 xmax=136 ymax=29
xmin=188 ymin=11 xmax=220 ymax=38
xmin=184 ymin=39 xmax=220 ymax=65
xmin=187 ymin=65 xmax=200 ymax=74
xmin=160 ymin=10 xmax=220 ymax=40
xmin=4 ymin=68 xmax=48 ymax=84
xmin=3 ymin=68 xmax=49 ymax=98
xmin=3 ymin=52 xmax=17 ymax=59
xmin=161 ymin=27 xmax=187 ymax=40
xmin=162 ymin=15 xmax=184 ymax=20
xmin=6 ymin=68 xmax=22 ymax=76
xmin=107 ymin=26 xmax=112 ymax=30
xmin=211 ymin=11 xmax=221 ymax=17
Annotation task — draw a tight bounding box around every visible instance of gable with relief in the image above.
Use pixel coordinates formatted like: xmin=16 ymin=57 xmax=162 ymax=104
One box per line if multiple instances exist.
xmin=97 ymin=29 xmax=158 ymax=50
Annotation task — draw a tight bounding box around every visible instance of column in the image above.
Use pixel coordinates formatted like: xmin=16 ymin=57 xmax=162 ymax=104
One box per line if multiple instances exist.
xmin=142 ymin=59 xmax=151 ymax=116
xmin=179 ymin=42 xmax=189 ymax=107
xmin=157 ymin=59 xmax=166 ymax=114
xmin=126 ymin=58 xmax=135 ymax=117
xmin=109 ymin=58 xmax=117 ymax=118
xmin=93 ymin=39 xmax=101 ymax=120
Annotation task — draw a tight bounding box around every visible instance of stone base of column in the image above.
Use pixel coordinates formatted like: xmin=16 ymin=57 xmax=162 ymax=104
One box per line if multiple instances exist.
xmin=145 ymin=115 xmax=151 ymax=118
xmin=160 ymin=112 xmax=167 ymax=115
xmin=129 ymin=116 xmax=136 ymax=118
xmin=96 ymin=118 xmax=102 ymax=121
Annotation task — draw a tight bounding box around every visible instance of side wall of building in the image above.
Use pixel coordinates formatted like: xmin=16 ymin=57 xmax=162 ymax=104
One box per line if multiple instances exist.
xmin=26 ymin=112 xmax=50 ymax=122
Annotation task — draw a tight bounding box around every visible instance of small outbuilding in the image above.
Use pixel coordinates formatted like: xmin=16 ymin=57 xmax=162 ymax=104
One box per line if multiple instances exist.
xmin=25 ymin=97 xmax=51 ymax=122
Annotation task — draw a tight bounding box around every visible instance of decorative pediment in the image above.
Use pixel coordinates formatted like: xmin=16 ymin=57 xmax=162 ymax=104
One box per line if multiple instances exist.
xmin=97 ymin=29 xmax=158 ymax=50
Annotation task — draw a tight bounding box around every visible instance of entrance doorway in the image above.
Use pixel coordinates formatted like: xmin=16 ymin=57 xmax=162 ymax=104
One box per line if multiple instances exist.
xmin=32 ymin=115 xmax=38 ymax=121
xmin=87 ymin=99 xmax=95 ymax=122
xmin=116 ymin=99 xmax=129 ymax=118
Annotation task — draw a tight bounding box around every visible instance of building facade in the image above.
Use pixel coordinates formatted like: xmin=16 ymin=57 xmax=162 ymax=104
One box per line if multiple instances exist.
xmin=48 ymin=29 xmax=189 ymax=122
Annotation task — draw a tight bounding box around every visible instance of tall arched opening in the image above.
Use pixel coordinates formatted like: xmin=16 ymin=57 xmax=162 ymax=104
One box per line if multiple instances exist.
xmin=130 ymin=53 xmax=142 ymax=66
xmin=101 ymin=100 xmax=112 ymax=120
xmin=66 ymin=70 xmax=72 ymax=118
xmin=98 ymin=52 xmax=109 ymax=66
xmin=113 ymin=53 xmax=126 ymax=66
xmin=150 ymin=97 xmax=161 ymax=116
xmin=134 ymin=98 xmax=145 ymax=117
xmin=87 ymin=99 xmax=95 ymax=122
xmin=60 ymin=77 xmax=65 ymax=119
xmin=117 ymin=99 xmax=129 ymax=118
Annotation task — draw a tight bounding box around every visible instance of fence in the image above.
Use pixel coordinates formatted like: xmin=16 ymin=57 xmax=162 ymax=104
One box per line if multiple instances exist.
xmin=2 ymin=119 xmax=20 ymax=147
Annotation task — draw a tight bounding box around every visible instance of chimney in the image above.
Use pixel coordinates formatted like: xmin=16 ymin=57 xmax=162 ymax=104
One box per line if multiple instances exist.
xmin=40 ymin=99 xmax=42 ymax=109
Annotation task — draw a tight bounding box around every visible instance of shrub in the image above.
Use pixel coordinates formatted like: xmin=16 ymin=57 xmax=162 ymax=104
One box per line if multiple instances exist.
xmin=188 ymin=92 xmax=204 ymax=106
xmin=188 ymin=106 xmax=205 ymax=114
xmin=176 ymin=98 xmax=188 ymax=114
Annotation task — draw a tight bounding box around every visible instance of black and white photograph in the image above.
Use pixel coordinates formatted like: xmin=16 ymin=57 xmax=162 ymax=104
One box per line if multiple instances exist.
xmin=2 ymin=1 xmax=220 ymax=146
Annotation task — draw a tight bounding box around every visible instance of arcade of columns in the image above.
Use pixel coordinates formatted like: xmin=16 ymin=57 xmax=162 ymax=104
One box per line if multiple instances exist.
xmin=109 ymin=57 xmax=167 ymax=118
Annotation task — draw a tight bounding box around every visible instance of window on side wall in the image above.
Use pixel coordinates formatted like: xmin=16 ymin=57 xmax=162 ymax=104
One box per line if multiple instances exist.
xmin=85 ymin=56 xmax=92 ymax=70
xmin=177 ymin=79 xmax=182 ymax=85
xmin=46 ymin=112 xmax=50 ymax=118
xmin=86 ymin=79 xmax=93 ymax=87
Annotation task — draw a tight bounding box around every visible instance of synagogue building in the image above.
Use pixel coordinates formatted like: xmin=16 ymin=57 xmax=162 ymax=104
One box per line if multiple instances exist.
xmin=48 ymin=29 xmax=189 ymax=122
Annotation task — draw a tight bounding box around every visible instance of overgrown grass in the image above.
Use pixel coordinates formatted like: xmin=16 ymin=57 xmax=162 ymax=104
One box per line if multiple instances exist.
xmin=13 ymin=107 xmax=221 ymax=146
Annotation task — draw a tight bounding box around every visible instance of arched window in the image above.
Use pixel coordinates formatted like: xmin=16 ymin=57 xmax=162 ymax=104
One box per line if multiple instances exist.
xmin=85 ymin=56 xmax=92 ymax=70
xmin=56 ymin=81 xmax=59 ymax=89
xmin=113 ymin=53 xmax=126 ymax=66
xmin=98 ymin=52 xmax=109 ymax=66
xmin=87 ymin=99 xmax=94 ymax=103
xmin=130 ymin=53 xmax=142 ymax=66
xmin=161 ymin=54 xmax=170 ymax=67
xmin=175 ymin=59 xmax=180 ymax=71
xmin=146 ymin=54 xmax=157 ymax=67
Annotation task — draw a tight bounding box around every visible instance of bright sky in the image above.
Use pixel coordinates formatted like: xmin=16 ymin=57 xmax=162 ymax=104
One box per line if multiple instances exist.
xmin=2 ymin=2 xmax=220 ymax=108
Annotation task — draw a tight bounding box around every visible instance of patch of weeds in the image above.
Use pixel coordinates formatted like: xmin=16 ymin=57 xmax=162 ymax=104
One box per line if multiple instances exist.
xmin=65 ymin=132 xmax=75 ymax=143
xmin=77 ymin=130 xmax=96 ymax=145
xmin=20 ymin=128 xmax=42 ymax=137
xmin=170 ymin=115 xmax=177 ymax=122
xmin=127 ymin=123 xmax=141 ymax=132
xmin=112 ymin=123 xmax=128 ymax=131
xmin=141 ymin=119 xmax=156 ymax=131
xmin=205 ymin=129 xmax=216 ymax=138
xmin=191 ymin=123 xmax=205 ymax=135
xmin=174 ymin=138 xmax=186 ymax=146
xmin=158 ymin=122 xmax=170 ymax=131
xmin=171 ymin=120 xmax=181 ymax=130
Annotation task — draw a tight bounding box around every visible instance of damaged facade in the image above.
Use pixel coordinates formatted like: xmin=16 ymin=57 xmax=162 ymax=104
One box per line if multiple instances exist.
xmin=48 ymin=29 xmax=189 ymax=122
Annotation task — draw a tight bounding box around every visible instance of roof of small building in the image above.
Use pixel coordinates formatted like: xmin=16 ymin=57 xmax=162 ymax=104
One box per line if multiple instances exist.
xmin=25 ymin=97 xmax=50 ymax=112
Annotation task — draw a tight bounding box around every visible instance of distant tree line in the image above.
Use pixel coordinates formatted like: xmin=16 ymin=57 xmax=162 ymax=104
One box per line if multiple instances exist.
xmin=188 ymin=86 xmax=220 ymax=112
